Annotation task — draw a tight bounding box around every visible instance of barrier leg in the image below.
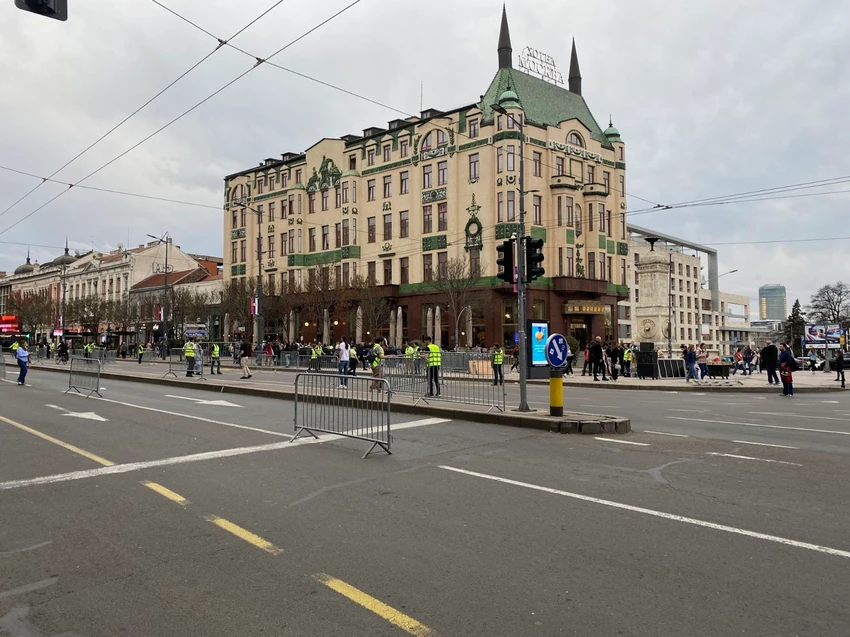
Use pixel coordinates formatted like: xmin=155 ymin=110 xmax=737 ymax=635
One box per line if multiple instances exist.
xmin=290 ymin=427 xmax=320 ymax=443
xmin=363 ymin=441 xmax=391 ymax=459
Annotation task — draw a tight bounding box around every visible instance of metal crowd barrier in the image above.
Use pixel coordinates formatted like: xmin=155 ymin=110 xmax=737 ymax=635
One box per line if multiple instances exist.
xmin=0 ymin=351 xmax=5 ymax=381
xmin=292 ymin=372 xmax=392 ymax=458
xmin=165 ymin=347 xmax=206 ymax=380
xmin=66 ymin=356 xmax=103 ymax=398
xmin=296 ymin=353 xmax=339 ymax=372
xmin=381 ymin=353 xmax=506 ymax=412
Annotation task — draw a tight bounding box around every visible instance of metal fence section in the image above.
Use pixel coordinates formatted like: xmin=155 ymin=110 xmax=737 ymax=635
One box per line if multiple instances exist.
xmin=0 ymin=351 xmax=5 ymax=381
xmin=66 ymin=357 xmax=103 ymax=398
xmin=296 ymin=353 xmax=339 ymax=372
xmin=292 ymin=372 xmax=392 ymax=458
xmin=165 ymin=347 xmax=206 ymax=380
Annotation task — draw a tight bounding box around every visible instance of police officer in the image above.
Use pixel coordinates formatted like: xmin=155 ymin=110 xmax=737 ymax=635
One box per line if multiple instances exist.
xmin=492 ymin=342 xmax=504 ymax=386
xmin=137 ymin=342 xmax=145 ymax=364
xmin=183 ymin=337 xmax=196 ymax=377
xmin=211 ymin=342 xmax=221 ymax=375
xmin=423 ymin=336 xmax=441 ymax=397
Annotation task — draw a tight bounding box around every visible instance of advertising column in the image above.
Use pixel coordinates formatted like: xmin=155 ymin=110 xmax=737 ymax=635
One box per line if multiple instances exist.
xmin=527 ymin=319 xmax=549 ymax=379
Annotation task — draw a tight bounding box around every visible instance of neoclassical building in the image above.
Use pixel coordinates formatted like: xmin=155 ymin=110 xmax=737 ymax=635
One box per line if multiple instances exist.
xmin=223 ymin=7 xmax=630 ymax=349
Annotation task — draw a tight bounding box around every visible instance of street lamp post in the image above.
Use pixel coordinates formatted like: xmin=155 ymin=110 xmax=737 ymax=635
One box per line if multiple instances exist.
xmin=492 ymin=103 xmax=530 ymax=412
xmin=147 ymin=233 xmax=170 ymax=358
xmin=233 ymin=198 xmax=264 ymax=351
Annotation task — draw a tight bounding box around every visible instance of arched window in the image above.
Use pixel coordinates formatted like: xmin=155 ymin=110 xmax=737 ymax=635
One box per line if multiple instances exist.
xmin=421 ymin=132 xmax=433 ymax=151
xmin=436 ymin=129 xmax=448 ymax=146
xmin=567 ymin=132 xmax=584 ymax=148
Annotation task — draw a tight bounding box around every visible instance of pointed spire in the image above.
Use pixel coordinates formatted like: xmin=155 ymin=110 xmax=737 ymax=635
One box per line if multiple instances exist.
xmin=568 ymin=38 xmax=582 ymax=96
xmin=498 ymin=4 xmax=513 ymax=70
xmin=64 ymin=237 xmax=70 ymax=255
xmin=26 ymin=248 xmax=30 ymax=264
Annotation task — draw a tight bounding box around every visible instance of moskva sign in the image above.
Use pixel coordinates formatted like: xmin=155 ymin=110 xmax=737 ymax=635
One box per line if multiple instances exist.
xmin=518 ymin=46 xmax=564 ymax=85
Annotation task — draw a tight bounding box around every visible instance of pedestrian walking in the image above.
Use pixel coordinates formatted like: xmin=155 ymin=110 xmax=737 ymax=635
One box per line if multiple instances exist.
xmin=581 ymin=344 xmax=591 ymax=376
xmin=779 ymin=343 xmax=795 ymax=396
xmin=590 ymin=336 xmax=607 ymax=381
xmin=183 ymin=338 xmax=196 ymax=377
xmin=492 ymin=342 xmax=504 ymax=386
xmin=685 ymin=344 xmax=698 ymax=382
xmin=696 ymin=343 xmax=708 ymax=380
xmin=239 ymin=340 xmax=252 ymax=379
xmin=424 ymin=335 xmax=441 ymax=396
xmin=137 ymin=342 xmax=145 ymax=364
xmin=337 ymin=336 xmax=350 ymax=388
xmin=622 ymin=345 xmax=632 ymax=378
xmin=15 ymin=339 xmax=29 ymax=385
xmin=833 ymin=349 xmax=845 ymax=388
xmin=368 ymin=337 xmax=387 ymax=391
xmin=565 ymin=342 xmax=574 ymax=376
xmin=761 ymin=341 xmax=779 ymax=385
xmin=210 ymin=342 xmax=222 ymax=375
xmin=509 ymin=344 xmax=519 ymax=372
xmin=807 ymin=349 xmax=818 ymax=374
xmin=609 ymin=342 xmax=623 ymax=381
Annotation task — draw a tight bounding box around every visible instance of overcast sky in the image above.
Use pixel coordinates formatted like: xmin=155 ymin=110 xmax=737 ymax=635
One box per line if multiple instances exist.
xmin=2 ymin=0 xmax=848 ymax=315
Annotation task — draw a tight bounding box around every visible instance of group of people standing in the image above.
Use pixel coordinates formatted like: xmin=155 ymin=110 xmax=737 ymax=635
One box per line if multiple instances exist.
xmin=580 ymin=337 xmax=636 ymax=381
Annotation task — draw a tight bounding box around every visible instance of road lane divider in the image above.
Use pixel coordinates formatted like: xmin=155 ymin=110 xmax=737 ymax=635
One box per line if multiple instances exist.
xmin=668 ymin=416 xmax=850 ymax=436
xmin=594 ymin=437 xmax=650 ymax=447
xmin=706 ymin=452 xmax=802 ymax=466
xmin=312 ymin=572 xmax=436 ymax=636
xmin=205 ymin=515 xmax=283 ymax=555
xmin=731 ymin=440 xmax=799 ymax=450
xmin=644 ymin=431 xmax=689 ymax=438
xmin=0 ymin=414 xmax=114 ymax=467
xmin=748 ymin=412 xmax=849 ymax=422
xmin=142 ymin=480 xmax=191 ymax=506
xmin=439 ymin=465 xmax=850 ymax=560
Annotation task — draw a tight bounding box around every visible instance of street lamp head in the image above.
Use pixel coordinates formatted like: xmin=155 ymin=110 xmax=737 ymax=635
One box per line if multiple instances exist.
xmin=491 ymin=103 xmax=507 ymax=115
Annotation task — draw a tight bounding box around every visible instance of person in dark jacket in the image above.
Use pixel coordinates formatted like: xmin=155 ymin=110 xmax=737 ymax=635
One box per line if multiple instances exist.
xmin=761 ymin=341 xmax=780 ymax=385
xmin=778 ymin=343 xmax=795 ymax=397
xmin=590 ymin=336 xmax=608 ymax=381
xmin=834 ymin=349 xmax=845 ymax=387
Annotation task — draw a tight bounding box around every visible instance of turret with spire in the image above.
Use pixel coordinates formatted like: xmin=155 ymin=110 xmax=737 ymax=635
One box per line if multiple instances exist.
xmin=498 ymin=4 xmax=512 ymax=70
xmin=568 ymin=38 xmax=582 ymax=95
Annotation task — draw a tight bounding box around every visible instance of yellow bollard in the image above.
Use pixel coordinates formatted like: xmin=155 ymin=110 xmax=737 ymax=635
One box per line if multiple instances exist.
xmin=549 ymin=366 xmax=563 ymax=417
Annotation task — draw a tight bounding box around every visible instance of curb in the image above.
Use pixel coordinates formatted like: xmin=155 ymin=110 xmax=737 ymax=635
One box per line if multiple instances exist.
xmin=19 ymin=363 xmax=630 ymax=436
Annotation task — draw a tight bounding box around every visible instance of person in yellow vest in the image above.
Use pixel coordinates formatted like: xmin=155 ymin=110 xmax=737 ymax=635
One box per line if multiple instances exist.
xmin=309 ymin=341 xmax=320 ymax=373
xmin=369 ymin=337 xmax=387 ymax=391
xmin=423 ymin=335 xmax=441 ymax=397
xmin=492 ymin=342 xmax=504 ymax=386
xmin=210 ymin=342 xmax=221 ymax=375
xmin=11 ymin=340 xmax=19 ymax=353
xmin=623 ymin=345 xmax=633 ymax=378
xmin=183 ymin=337 xmax=196 ymax=377
xmin=403 ymin=339 xmax=416 ymax=374
xmin=137 ymin=342 xmax=145 ymax=365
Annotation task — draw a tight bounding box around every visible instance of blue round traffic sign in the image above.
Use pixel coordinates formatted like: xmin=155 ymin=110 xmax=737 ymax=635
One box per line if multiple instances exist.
xmin=545 ymin=333 xmax=569 ymax=367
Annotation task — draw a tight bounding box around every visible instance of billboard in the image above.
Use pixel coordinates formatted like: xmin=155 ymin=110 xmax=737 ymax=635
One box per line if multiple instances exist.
xmin=803 ymin=324 xmax=843 ymax=349
xmin=529 ymin=321 xmax=549 ymax=366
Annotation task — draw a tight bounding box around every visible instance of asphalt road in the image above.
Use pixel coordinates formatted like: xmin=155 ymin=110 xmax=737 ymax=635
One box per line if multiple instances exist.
xmin=1 ymin=367 xmax=849 ymax=636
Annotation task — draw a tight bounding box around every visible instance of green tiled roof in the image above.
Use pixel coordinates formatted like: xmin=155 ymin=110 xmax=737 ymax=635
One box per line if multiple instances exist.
xmin=481 ymin=68 xmax=611 ymax=149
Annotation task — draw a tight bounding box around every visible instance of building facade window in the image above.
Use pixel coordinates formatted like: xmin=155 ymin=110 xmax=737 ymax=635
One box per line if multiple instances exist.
xmin=367 ymin=217 xmax=376 ymax=243
xmin=588 ymin=251 xmax=596 ymax=279
xmin=437 ymin=161 xmax=448 ymax=186
xmin=368 ymin=261 xmax=376 ymax=285
xmin=348 ymin=155 xmax=356 ymax=170
xmin=383 ymin=175 xmax=392 ymax=198
xmin=231 ymin=242 xmax=238 ymax=263
xmin=533 ymin=195 xmax=542 ymax=225
xmin=422 ymin=205 xmax=433 ymax=234
xmin=400 ymin=139 xmax=409 ymax=158
xmin=321 ymin=190 xmax=329 ymax=211
xmin=423 ymin=165 xmax=432 ymax=189
xmin=268 ymin=202 xmax=275 ymax=221
xmin=437 ymin=130 xmax=448 ymax=146
xmin=438 ymin=202 xmax=448 ymax=232
xmin=335 ymin=223 xmax=341 ymax=248
xmin=598 ymin=205 xmax=605 ymax=233
xmin=437 ymin=251 xmax=448 ymax=277
xmin=603 ymin=171 xmax=610 ymax=191
xmin=295 ymin=169 xmax=302 ymax=184
xmin=399 ymin=210 xmax=409 ymax=238
xmin=565 ymin=196 xmax=574 ymax=226
xmin=367 ymin=179 xmax=376 ymax=201
xmin=322 ymin=225 xmax=329 ymax=250
xmin=383 ymin=259 xmax=392 ymax=285
xmin=620 ymin=212 xmax=626 ymax=237
xmin=469 ymin=153 xmax=479 ymax=180
xmin=308 ymin=228 xmax=317 ymax=252
xmin=400 ymin=257 xmax=409 ymax=284
xmin=342 ymin=182 xmax=349 ymax=203
xmin=533 ymin=152 xmax=542 ymax=177
xmin=400 ymin=171 xmax=409 ymax=194
xmin=383 ymin=145 xmax=391 ymax=162
xmin=423 ymin=254 xmax=433 ymax=282
xmin=566 ymin=248 xmax=574 ymax=277
xmin=469 ymin=119 xmax=479 ymax=138
xmin=383 ymin=213 xmax=392 ymax=241
xmin=558 ymin=247 xmax=563 ymax=276
xmin=469 ymin=248 xmax=480 ymax=277
xmin=587 ymin=165 xmax=595 ymax=183
xmin=367 ymin=148 xmax=375 ymax=166
xmin=342 ymin=219 xmax=350 ymax=245
xmin=308 ymin=195 xmax=315 ymax=214
xmin=588 ymin=203 xmax=594 ymax=232
xmin=497 ymin=147 xmax=504 ymax=173
xmin=507 ymin=191 xmax=515 ymax=221
xmin=507 ymin=145 xmax=515 ymax=171
xmin=497 ymin=192 xmax=504 ymax=223
xmin=268 ymin=235 xmax=275 ymax=259
xmin=568 ymin=132 xmax=583 ymax=147
xmin=556 ymin=156 xmax=564 ymax=176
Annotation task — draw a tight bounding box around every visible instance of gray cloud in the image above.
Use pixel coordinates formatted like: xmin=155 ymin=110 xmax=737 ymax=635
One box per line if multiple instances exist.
xmin=1 ymin=0 xmax=848 ymax=310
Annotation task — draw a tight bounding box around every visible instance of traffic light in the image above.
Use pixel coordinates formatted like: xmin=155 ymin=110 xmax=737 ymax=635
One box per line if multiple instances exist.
xmin=496 ymin=238 xmax=515 ymax=284
xmin=15 ymin=0 xmax=67 ymax=21
xmin=525 ymin=237 xmax=545 ymax=281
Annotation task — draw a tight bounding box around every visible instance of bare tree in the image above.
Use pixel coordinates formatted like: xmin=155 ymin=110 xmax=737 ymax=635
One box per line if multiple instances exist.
xmin=301 ymin=265 xmax=341 ymax=343
xmin=220 ymin=278 xmax=254 ymax=340
xmin=6 ymin=291 xmax=55 ymax=339
xmin=427 ymin=256 xmax=486 ymax=349
xmin=808 ymin=282 xmax=850 ymax=325
xmin=348 ymin=274 xmax=394 ymax=340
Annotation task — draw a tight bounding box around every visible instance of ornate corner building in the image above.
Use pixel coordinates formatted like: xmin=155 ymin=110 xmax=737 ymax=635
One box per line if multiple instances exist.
xmin=222 ymin=7 xmax=629 ymax=349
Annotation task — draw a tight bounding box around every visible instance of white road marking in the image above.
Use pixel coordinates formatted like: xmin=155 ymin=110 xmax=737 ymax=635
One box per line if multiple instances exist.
xmin=706 ymin=452 xmax=802 ymax=467
xmin=439 ymin=466 xmax=849 ymax=559
xmin=594 ymin=437 xmax=650 ymax=447
xmin=0 ymin=417 xmax=449 ymax=491
xmin=732 ymin=440 xmax=799 ymax=449
xmin=45 ymin=404 xmax=107 ymax=421
xmin=644 ymin=430 xmax=689 ymax=438
xmin=668 ymin=408 xmax=699 ymax=413
xmin=0 ymin=541 xmax=51 ymax=557
xmin=0 ymin=577 xmax=58 ymax=600
xmin=668 ymin=416 xmax=850 ymax=436
xmin=165 ymin=394 xmax=242 ymax=408
xmin=822 ymin=400 xmax=839 ymax=404
xmin=67 ymin=392 xmax=288 ymax=438
xmin=1 ymin=379 xmax=31 ymax=386
xmin=748 ymin=412 xmax=849 ymax=422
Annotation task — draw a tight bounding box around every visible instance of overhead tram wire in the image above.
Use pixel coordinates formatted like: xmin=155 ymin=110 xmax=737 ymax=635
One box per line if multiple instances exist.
xmin=0 ymin=0 xmax=364 ymax=238
xmin=0 ymin=0 xmax=291 ymax=222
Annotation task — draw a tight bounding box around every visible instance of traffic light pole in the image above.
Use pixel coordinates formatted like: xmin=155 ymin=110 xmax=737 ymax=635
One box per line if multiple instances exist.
xmin=516 ymin=118 xmax=530 ymax=412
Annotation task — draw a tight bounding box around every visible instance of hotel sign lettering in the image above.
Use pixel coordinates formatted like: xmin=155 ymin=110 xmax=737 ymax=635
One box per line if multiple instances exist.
xmin=422 ymin=188 xmax=447 ymax=204
xmin=518 ymin=46 xmax=564 ymax=85
xmin=562 ymin=303 xmax=606 ymax=315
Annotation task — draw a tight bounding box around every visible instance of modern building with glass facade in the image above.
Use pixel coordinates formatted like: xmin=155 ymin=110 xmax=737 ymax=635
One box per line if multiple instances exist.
xmin=222 ymin=7 xmax=629 ymax=349
xmin=759 ymin=284 xmax=787 ymax=321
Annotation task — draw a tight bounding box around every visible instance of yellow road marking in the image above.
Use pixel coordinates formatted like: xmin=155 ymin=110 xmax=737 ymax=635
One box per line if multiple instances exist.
xmin=0 ymin=414 xmax=114 ymax=467
xmin=204 ymin=515 xmax=283 ymax=555
xmin=141 ymin=481 xmax=190 ymax=506
xmin=313 ymin=572 xmax=436 ymax=636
